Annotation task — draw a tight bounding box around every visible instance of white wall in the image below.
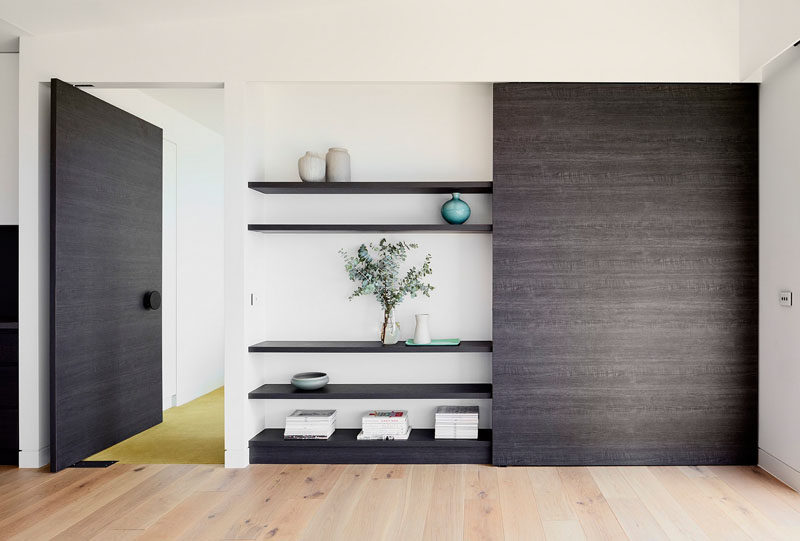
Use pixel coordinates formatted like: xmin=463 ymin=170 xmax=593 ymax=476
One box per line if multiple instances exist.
xmin=246 ymin=84 xmax=493 ymax=435
xmin=84 ymin=88 xmax=225 ymax=409
xmin=740 ymin=0 xmax=800 ymax=80
xmin=758 ymin=45 xmax=800 ymax=490
xmin=16 ymin=81 xmax=49 ymax=467
xmin=13 ymin=1 xmax=746 ymax=467
xmin=162 ymin=140 xmax=178 ymax=409
xmin=0 ymin=53 xmax=17 ymax=224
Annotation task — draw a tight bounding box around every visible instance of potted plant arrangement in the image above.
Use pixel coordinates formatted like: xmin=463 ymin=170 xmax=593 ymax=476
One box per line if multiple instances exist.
xmin=339 ymin=239 xmax=433 ymax=344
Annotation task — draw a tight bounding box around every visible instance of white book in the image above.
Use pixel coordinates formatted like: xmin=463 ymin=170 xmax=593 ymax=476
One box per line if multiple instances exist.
xmin=362 ymin=429 xmax=409 ymax=437
xmin=357 ymin=427 xmax=412 ymax=441
xmin=287 ymin=409 xmax=336 ymax=418
xmin=435 ymin=426 xmax=478 ymax=439
xmin=361 ymin=410 xmax=408 ymax=423
xmin=362 ymin=423 xmax=409 ymax=432
xmin=435 ymin=406 xmax=479 ymax=415
xmin=362 ymin=419 xmax=409 ymax=426
xmin=286 ymin=409 xmax=336 ymax=422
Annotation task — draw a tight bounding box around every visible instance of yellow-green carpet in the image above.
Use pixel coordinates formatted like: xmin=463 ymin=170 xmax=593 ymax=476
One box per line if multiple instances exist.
xmin=88 ymin=386 xmax=224 ymax=464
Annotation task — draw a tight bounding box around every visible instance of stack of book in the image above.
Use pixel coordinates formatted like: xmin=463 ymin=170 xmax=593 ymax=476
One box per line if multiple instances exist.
xmin=357 ymin=410 xmax=411 ymax=440
xmin=283 ymin=409 xmax=336 ymax=440
xmin=434 ymin=406 xmax=479 ymax=439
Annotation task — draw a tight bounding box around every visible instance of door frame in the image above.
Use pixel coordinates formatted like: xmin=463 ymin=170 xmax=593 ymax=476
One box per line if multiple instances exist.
xmin=28 ymin=80 xmax=226 ymax=469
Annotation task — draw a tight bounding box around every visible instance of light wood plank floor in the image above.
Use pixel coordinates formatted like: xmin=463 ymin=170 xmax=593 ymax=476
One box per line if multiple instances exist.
xmin=1 ymin=463 xmax=799 ymax=540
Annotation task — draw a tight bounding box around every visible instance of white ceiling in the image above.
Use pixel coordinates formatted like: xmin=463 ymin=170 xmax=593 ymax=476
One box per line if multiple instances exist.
xmin=0 ymin=0 xmax=283 ymax=36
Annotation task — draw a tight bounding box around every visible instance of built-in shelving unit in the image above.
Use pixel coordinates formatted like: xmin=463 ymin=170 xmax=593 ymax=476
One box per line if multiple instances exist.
xmin=249 ymin=340 xmax=492 ymax=353
xmin=249 ymin=428 xmax=492 ymax=464
xmin=248 ymin=224 xmax=492 ymax=233
xmin=248 ymin=181 xmax=493 ymax=194
xmin=247 ymin=178 xmax=493 ymax=464
xmin=248 ymin=383 xmax=492 ymax=400
xmin=238 ymin=84 xmax=498 ymax=467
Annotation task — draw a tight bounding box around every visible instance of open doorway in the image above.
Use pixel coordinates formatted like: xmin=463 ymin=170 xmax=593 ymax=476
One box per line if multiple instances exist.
xmin=51 ymin=83 xmax=225 ymax=466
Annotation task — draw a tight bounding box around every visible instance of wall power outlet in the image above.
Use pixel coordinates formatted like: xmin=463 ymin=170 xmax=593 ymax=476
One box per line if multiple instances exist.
xmin=780 ymin=290 xmax=792 ymax=307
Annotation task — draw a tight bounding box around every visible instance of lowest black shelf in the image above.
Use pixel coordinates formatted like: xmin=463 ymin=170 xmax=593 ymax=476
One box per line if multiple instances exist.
xmin=248 ymin=340 xmax=493 ymax=353
xmin=248 ymin=224 xmax=492 ymax=233
xmin=248 ymin=383 xmax=492 ymax=400
xmin=249 ymin=428 xmax=492 ymax=464
xmin=248 ymin=181 xmax=493 ymax=194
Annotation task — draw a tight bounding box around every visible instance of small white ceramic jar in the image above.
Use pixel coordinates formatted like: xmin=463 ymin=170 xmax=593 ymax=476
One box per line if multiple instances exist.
xmin=298 ymin=151 xmax=326 ymax=182
xmin=325 ymin=148 xmax=351 ymax=182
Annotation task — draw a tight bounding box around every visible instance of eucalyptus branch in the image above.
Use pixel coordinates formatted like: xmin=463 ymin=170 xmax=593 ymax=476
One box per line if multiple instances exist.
xmin=339 ymin=238 xmax=434 ymax=318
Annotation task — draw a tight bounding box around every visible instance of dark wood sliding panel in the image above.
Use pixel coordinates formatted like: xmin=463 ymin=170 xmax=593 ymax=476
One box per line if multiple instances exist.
xmin=493 ymin=83 xmax=758 ymax=465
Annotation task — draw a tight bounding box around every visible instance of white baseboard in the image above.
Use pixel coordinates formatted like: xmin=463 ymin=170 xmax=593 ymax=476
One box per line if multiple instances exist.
xmin=758 ymin=448 xmax=800 ymax=493
xmin=225 ymin=448 xmax=249 ymax=468
xmin=18 ymin=446 xmax=50 ymax=469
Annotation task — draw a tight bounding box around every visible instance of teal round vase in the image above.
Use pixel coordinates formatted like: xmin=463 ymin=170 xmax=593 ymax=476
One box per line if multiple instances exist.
xmin=441 ymin=192 xmax=471 ymax=224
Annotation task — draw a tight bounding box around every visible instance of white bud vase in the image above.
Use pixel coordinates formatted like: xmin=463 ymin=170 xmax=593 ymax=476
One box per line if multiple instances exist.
xmin=325 ymin=147 xmax=351 ymax=182
xmin=298 ymin=151 xmax=326 ymax=182
xmin=413 ymin=314 xmax=431 ymax=344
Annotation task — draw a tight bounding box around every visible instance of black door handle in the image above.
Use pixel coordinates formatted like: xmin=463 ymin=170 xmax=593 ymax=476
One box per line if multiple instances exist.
xmin=144 ymin=291 xmax=161 ymax=310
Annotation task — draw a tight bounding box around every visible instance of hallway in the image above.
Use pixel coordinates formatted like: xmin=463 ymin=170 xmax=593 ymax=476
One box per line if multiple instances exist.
xmin=87 ymin=387 xmax=223 ymax=464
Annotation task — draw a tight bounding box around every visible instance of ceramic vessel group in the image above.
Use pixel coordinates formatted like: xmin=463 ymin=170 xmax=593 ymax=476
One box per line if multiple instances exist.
xmin=298 ymin=148 xmax=351 ymax=182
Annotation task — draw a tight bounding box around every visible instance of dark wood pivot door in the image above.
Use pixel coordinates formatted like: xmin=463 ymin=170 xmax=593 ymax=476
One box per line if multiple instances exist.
xmin=50 ymin=79 xmax=163 ymax=471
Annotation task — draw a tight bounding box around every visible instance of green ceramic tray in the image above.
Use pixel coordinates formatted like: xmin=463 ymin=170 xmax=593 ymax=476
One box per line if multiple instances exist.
xmin=405 ymin=338 xmax=461 ymax=346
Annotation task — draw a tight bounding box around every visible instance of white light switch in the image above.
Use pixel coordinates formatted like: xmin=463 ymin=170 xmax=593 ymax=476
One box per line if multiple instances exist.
xmin=780 ymin=290 xmax=792 ymax=307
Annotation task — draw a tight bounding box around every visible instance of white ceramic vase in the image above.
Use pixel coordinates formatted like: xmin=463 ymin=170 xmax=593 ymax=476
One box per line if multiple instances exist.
xmin=298 ymin=151 xmax=326 ymax=182
xmin=325 ymin=147 xmax=351 ymax=182
xmin=413 ymin=314 xmax=431 ymax=344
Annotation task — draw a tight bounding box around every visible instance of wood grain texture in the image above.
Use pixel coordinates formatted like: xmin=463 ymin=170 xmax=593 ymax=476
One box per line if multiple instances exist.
xmin=492 ymin=83 xmax=758 ymax=465
xmin=50 ymin=79 xmax=163 ymax=471
xmin=248 ymin=223 xmax=492 ymax=233
xmin=249 ymin=181 xmax=493 ymax=194
xmin=248 ymin=383 xmax=492 ymax=399
xmin=0 ymin=464 xmax=796 ymax=540
xmin=248 ymin=340 xmax=492 ymax=353
xmin=249 ymin=428 xmax=491 ymax=464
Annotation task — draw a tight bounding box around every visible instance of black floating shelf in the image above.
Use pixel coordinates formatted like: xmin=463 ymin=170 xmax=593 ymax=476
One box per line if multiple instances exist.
xmin=248 ymin=340 xmax=493 ymax=353
xmin=248 ymin=383 xmax=492 ymax=400
xmin=249 ymin=428 xmax=492 ymax=464
xmin=248 ymin=224 xmax=492 ymax=233
xmin=248 ymin=181 xmax=493 ymax=194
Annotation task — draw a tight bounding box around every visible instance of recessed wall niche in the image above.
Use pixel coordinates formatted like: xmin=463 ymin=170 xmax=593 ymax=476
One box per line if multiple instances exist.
xmin=243 ymin=83 xmax=494 ymax=463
